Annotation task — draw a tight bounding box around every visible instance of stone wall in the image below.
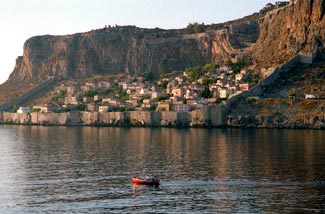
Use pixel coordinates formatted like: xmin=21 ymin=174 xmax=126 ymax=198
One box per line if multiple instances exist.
xmin=0 ymin=106 xmax=224 ymax=128
xmin=31 ymin=112 xmax=69 ymax=125
xmin=225 ymin=54 xmax=301 ymax=112
xmin=298 ymin=52 xmax=318 ymax=64
xmin=0 ymin=78 xmax=56 ymax=111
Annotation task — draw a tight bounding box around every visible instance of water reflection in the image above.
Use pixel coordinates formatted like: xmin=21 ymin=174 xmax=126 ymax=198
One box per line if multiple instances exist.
xmin=0 ymin=126 xmax=323 ymax=213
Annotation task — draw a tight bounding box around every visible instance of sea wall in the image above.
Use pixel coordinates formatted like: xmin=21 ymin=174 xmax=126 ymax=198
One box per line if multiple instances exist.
xmin=0 ymin=106 xmax=224 ymax=127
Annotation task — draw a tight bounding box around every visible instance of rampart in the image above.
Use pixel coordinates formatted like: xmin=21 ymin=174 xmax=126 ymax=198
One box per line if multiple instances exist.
xmin=0 ymin=105 xmax=224 ymax=127
xmin=0 ymin=78 xmax=56 ymax=111
xmin=224 ymin=52 xmax=315 ymax=115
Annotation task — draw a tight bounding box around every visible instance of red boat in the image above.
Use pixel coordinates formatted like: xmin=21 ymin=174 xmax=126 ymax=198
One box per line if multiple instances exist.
xmin=132 ymin=176 xmax=160 ymax=185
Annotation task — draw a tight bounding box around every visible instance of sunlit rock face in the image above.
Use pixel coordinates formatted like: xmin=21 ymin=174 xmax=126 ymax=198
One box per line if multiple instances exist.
xmin=253 ymin=0 xmax=325 ymax=66
xmin=8 ymin=18 xmax=259 ymax=84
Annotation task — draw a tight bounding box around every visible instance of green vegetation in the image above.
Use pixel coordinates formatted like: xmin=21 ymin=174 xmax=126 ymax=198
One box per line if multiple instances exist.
xmin=202 ymin=63 xmax=214 ymax=74
xmin=66 ymin=104 xmax=86 ymax=111
xmin=185 ymin=66 xmax=203 ymax=82
xmin=52 ymin=90 xmax=67 ymax=101
xmin=116 ymin=87 xmax=129 ymax=100
xmin=160 ymin=80 xmax=168 ymax=89
xmin=199 ymin=86 xmax=212 ymax=98
xmin=84 ymin=90 xmax=98 ymax=97
xmin=185 ymin=63 xmax=220 ymax=82
xmin=12 ymin=105 xmax=18 ymax=113
xmin=186 ymin=22 xmax=205 ymax=34
xmin=32 ymin=108 xmax=41 ymax=112
xmin=142 ymin=71 xmax=154 ymax=81
xmin=156 ymin=95 xmax=169 ymax=101
xmin=216 ymin=98 xmax=227 ymax=103
xmin=225 ymin=59 xmax=244 ymax=74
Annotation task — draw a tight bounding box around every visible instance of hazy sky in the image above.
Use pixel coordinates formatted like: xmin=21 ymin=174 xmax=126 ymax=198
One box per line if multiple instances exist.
xmin=0 ymin=0 xmax=277 ymax=84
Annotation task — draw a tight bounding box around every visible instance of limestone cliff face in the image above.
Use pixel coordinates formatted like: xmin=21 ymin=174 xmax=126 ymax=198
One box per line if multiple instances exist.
xmin=254 ymin=0 xmax=325 ymax=66
xmin=8 ymin=23 xmax=257 ymax=84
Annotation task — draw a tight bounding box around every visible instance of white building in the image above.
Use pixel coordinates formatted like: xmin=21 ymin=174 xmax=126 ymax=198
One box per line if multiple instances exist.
xmin=17 ymin=107 xmax=31 ymax=113
xmin=218 ymin=88 xmax=229 ymax=99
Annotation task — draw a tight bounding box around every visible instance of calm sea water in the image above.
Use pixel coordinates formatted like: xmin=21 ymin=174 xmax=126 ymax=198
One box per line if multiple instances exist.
xmin=0 ymin=126 xmax=324 ymax=213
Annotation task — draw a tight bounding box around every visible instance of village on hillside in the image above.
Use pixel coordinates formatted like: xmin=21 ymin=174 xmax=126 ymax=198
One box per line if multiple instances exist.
xmin=17 ymin=62 xmax=260 ymax=114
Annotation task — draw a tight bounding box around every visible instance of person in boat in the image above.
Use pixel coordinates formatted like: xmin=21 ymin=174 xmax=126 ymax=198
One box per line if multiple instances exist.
xmin=151 ymin=176 xmax=157 ymax=181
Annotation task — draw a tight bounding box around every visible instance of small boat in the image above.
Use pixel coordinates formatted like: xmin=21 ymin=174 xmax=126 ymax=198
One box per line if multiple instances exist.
xmin=132 ymin=176 xmax=160 ymax=185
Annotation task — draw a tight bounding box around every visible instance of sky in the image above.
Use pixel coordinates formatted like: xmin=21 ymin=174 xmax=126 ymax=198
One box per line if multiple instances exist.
xmin=0 ymin=0 xmax=278 ymax=84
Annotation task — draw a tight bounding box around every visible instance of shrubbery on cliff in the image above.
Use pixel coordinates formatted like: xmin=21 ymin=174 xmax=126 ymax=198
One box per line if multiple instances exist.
xmin=186 ymin=22 xmax=205 ymax=34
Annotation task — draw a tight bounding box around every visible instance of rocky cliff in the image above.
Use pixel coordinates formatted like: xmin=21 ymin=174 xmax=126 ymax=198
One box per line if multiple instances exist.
xmin=7 ymin=20 xmax=258 ymax=85
xmin=253 ymin=0 xmax=325 ymax=67
xmin=7 ymin=1 xmax=325 ymax=88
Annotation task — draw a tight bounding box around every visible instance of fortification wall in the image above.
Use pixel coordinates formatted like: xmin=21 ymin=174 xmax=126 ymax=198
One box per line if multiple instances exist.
xmin=98 ymin=112 xmax=128 ymax=126
xmin=0 ymin=78 xmax=56 ymax=111
xmin=0 ymin=107 xmax=224 ymax=128
xmin=2 ymin=112 xmax=30 ymax=124
xmin=299 ymin=52 xmax=317 ymax=64
xmin=130 ymin=111 xmax=152 ymax=126
xmin=31 ymin=112 xmax=68 ymax=125
xmin=210 ymin=105 xmax=224 ymax=126
xmin=224 ymin=54 xmax=301 ymax=117
xmin=161 ymin=111 xmax=178 ymax=126
xmin=81 ymin=112 xmax=99 ymax=125
xmin=190 ymin=108 xmax=210 ymax=127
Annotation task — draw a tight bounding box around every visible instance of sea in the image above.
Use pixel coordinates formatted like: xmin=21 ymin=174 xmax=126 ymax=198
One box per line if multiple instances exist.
xmin=0 ymin=125 xmax=324 ymax=213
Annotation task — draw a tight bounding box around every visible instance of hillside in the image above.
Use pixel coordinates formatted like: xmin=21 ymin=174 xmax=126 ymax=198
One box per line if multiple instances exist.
xmin=226 ymin=61 xmax=325 ymax=128
xmin=0 ymin=13 xmax=260 ymax=104
xmin=0 ymin=0 xmax=325 ymax=126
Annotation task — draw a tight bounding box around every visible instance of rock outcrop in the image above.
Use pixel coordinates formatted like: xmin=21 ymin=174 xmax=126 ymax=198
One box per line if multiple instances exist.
xmin=7 ymin=21 xmax=258 ymax=85
xmin=253 ymin=0 xmax=325 ymax=67
xmin=6 ymin=1 xmax=325 ymax=88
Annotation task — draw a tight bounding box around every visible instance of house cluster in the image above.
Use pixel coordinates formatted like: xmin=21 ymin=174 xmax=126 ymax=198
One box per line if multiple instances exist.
xmin=18 ymin=64 xmax=261 ymax=114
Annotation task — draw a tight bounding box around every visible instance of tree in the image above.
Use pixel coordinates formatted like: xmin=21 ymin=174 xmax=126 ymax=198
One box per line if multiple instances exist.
xmin=185 ymin=66 xmax=202 ymax=82
xmin=199 ymin=86 xmax=212 ymax=98
xmin=202 ymin=63 xmax=214 ymax=73
xmin=142 ymin=71 xmax=154 ymax=81
xmin=84 ymin=90 xmax=98 ymax=97
xmin=52 ymin=90 xmax=67 ymax=101
xmin=186 ymin=22 xmax=205 ymax=34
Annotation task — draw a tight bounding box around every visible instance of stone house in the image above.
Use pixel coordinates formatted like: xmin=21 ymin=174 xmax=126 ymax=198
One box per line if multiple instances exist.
xmin=65 ymin=95 xmax=80 ymax=105
xmin=235 ymin=73 xmax=245 ymax=82
xmin=126 ymin=99 xmax=140 ymax=107
xmin=83 ymin=96 xmax=93 ymax=104
xmin=81 ymin=82 xmax=96 ymax=92
xmin=122 ymin=83 xmax=131 ymax=90
xmin=239 ymin=83 xmax=254 ymax=91
xmin=156 ymin=101 xmax=172 ymax=111
xmin=99 ymin=105 xmax=109 ymax=112
xmin=218 ymin=87 xmax=229 ymax=99
xmin=87 ymin=103 xmax=99 ymax=112
xmin=94 ymin=94 xmax=104 ymax=102
xmin=140 ymin=87 xmax=150 ymax=95
xmin=172 ymin=87 xmax=185 ymax=97
xmin=173 ymin=104 xmax=190 ymax=112
xmin=305 ymin=94 xmax=318 ymax=99
xmin=67 ymin=86 xmax=77 ymax=95
xmin=32 ymin=104 xmax=57 ymax=113
xmin=170 ymin=96 xmax=184 ymax=104
xmin=97 ymin=81 xmax=112 ymax=90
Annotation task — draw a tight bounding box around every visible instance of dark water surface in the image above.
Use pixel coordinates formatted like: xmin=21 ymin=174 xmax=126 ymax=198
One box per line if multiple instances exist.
xmin=0 ymin=126 xmax=324 ymax=213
